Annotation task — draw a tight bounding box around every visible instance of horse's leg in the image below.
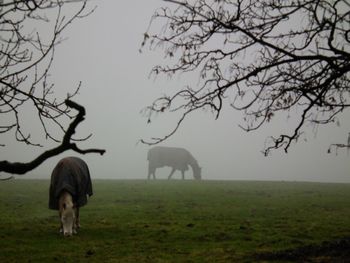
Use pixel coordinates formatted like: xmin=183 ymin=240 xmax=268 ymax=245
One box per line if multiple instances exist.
xmin=168 ymin=168 xmax=176 ymax=180
xmin=59 ymin=212 xmax=63 ymax=233
xmin=75 ymin=207 xmax=80 ymax=229
xmin=72 ymin=207 xmax=79 ymax=234
xmin=148 ymin=164 xmax=151 ymax=179
xmin=148 ymin=165 xmax=156 ymax=180
xmin=181 ymin=170 xmax=185 ymax=180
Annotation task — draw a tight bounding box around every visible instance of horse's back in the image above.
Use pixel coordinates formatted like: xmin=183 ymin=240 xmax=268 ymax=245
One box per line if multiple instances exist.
xmin=49 ymin=157 xmax=92 ymax=210
xmin=148 ymin=146 xmax=191 ymax=170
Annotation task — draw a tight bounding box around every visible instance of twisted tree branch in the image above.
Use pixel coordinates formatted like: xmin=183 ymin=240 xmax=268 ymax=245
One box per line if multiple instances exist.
xmin=0 ymin=100 xmax=105 ymax=175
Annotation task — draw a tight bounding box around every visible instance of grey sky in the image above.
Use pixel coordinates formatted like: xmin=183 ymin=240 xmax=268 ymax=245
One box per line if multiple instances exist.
xmin=3 ymin=0 xmax=350 ymax=183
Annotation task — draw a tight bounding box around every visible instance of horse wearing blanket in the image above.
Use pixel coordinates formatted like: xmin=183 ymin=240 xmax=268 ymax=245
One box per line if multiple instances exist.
xmin=49 ymin=157 xmax=93 ymax=236
xmin=147 ymin=146 xmax=202 ymax=180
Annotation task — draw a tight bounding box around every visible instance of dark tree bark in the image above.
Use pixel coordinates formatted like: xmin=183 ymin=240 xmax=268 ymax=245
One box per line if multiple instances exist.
xmin=141 ymin=0 xmax=350 ymax=155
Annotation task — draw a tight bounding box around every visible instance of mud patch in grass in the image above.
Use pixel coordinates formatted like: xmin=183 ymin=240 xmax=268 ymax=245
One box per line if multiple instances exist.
xmin=255 ymin=237 xmax=350 ymax=262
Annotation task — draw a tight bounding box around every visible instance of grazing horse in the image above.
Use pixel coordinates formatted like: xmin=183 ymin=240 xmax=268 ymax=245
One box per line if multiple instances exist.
xmin=147 ymin=146 xmax=202 ymax=180
xmin=49 ymin=157 xmax=93 ymax=236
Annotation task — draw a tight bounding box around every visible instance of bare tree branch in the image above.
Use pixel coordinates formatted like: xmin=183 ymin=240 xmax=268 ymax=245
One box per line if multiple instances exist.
xmin=142 ymin=0 xmax=350 ymax=154
xmin=328 ymin=132 xmax=350 ymax=155
xmin=0 ymin=100 xmax=105 ymax=175
xmin=0 ymin=0 xmax=97 ymax=147
xmin=0 ymin=1 xmax=104 ymax=175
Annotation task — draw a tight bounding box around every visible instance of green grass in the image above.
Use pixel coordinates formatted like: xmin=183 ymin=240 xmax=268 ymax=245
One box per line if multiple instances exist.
xmin=0 ymin=179 xmax=350 ymax=262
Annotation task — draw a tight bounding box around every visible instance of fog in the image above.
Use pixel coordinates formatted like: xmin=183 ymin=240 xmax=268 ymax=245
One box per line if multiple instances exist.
xmin=2 ymin=1 xmax=350 ymax=183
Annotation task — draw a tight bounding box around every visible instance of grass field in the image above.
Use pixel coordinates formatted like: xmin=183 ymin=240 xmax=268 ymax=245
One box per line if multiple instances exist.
xmin=0 ymin=179 xmax=350 ymax=262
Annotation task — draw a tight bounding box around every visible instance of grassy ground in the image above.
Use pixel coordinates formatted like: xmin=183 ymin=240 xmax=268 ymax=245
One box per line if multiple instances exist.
xmin=0 ymin=179 xmax=349 ymax=262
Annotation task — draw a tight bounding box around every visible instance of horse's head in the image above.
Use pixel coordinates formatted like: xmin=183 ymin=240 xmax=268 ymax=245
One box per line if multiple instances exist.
xmin=59 ymin=191 xmax=76 ymax=237
xmin=193 ymin=166 xmax=202 ymax=180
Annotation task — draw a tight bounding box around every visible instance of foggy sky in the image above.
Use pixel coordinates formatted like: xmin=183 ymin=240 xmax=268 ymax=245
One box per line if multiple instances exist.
xmin=3 ymin=0 xmax=350 ymax=183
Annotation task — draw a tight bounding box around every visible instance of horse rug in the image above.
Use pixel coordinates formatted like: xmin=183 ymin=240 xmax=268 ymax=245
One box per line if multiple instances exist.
xmin=49 ymin=157 xmax=93 ymax=210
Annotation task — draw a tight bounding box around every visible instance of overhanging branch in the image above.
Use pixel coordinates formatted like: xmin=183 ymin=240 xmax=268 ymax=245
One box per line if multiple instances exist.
xmin=0 ymin=100 xmax=105 ymax=175
xmin=142 ymin=0 xmax=350 ymax=154
xmin=328 ymin=132 xmax=350 ymax=155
